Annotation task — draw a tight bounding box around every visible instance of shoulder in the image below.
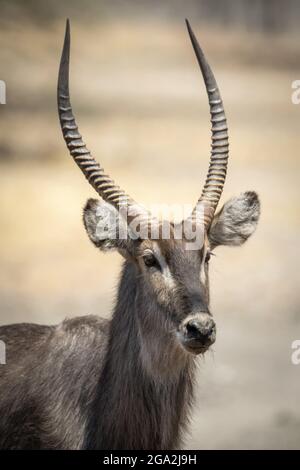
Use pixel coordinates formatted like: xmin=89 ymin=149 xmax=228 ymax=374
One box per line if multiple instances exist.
xmin=54 ymin=315 xmax=110 ymax=351
xmin=58 ymin=314 xmax=109 ymax=335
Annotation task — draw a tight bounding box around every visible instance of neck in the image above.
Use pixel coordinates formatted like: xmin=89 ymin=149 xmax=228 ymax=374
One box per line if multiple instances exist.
xmin=114 ymin=261 xmax=193 ymax=379
xmin=86 ymin=261 xmax=196 ymax=450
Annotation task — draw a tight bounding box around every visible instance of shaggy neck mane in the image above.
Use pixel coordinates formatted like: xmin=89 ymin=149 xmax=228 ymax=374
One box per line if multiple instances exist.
xmin=85 ymin=261 xmax=196 ymax=450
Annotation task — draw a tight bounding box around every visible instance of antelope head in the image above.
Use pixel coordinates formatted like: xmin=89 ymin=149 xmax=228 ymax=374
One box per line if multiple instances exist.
xmin=58 ymin=20 xmax=260 ymax=356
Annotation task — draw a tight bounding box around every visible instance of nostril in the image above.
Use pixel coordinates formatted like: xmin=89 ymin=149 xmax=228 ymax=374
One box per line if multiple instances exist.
xmin=185 ymin=318 xmax=216 ymax=341
xmin=186 ymin=321 xmax=202 ymax=339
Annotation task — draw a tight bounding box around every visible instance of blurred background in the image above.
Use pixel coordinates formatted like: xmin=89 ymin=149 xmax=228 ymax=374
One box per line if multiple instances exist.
xmin=0 ymin=0 xmax=300 ymax=449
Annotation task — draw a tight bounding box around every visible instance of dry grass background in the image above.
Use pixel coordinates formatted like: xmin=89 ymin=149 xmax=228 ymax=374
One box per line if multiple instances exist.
xmin=0 ymin=16 xmax=300 ymax=448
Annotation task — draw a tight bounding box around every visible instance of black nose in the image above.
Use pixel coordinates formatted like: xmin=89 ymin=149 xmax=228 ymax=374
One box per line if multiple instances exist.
xmin=185 ymin=315 xmax=216 ymax=345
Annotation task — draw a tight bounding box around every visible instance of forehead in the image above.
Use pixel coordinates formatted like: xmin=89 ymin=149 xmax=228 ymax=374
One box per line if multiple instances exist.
xmin=138 ymin=231 xmax=209 ymax=262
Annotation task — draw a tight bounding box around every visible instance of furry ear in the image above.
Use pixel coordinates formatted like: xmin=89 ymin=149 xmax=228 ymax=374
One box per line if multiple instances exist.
xmin=208 ymin=191 xmax=260 ymax=249
xmin=83 ymin=199 xmax=135 ymax=255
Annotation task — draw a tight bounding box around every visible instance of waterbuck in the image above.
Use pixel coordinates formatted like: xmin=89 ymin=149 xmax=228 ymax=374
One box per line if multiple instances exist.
xmin=0 ymin=20 xmax=260 ymax=449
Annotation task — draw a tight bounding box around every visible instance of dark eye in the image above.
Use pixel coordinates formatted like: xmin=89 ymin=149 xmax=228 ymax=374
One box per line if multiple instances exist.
xmin=205 ymin=251 xmax=211 ymax=263
xmin=143 ymin=253 xmax=160 ymax=269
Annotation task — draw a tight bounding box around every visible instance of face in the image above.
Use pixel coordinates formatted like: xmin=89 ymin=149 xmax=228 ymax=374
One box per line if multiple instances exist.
xmin=83 ymin=192 xmax=260 ymax=357
xmin=135 ymin=228 xmax=216 ymax=356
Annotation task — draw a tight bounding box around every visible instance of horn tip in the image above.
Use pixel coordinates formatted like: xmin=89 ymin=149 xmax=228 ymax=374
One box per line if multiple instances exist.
xmin=185 ymin=18 xmax=193 ymax=37
xmin=65 ymin=18 xmax=70 ymax=39
xmin=62 ymin=18 xmax=71 ymax=55
xmin=185 ymin=18 xmax=191 ymax=28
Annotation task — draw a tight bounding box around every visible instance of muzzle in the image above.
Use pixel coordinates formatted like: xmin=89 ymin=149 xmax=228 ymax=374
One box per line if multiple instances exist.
xmin=178 ymin=313 xmax=216 ymax=355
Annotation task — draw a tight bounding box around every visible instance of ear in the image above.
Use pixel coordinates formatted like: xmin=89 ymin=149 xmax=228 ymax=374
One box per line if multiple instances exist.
xmin=208 ymin=191 xmax=260 ymax=249
xmin=83 ymin=199 xmax=135 ymax=256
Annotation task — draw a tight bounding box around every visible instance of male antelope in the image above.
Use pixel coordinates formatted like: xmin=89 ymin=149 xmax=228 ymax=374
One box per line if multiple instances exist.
xmin=0 ymin=20 xmax=260 ymax=449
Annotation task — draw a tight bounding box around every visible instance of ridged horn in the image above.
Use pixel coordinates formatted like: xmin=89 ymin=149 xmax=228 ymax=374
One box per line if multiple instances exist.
xmin=186 ymin=19 xmax=229 ymax=228
xmin=57 ymin=19 xmax=148 ymax=225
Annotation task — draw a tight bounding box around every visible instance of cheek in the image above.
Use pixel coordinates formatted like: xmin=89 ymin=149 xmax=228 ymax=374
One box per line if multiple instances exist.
xmin=149 ymin=273 xmax=175 ymax=308
xmin=203 ymin=264 xmax=210 ymax=300
xmin=199 ymin=263 xmax=210 ymax=298
xmin=200 ymin=262 xmax=207 ymax=285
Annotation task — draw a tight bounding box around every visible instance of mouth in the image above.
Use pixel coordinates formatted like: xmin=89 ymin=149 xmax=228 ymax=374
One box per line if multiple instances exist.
xmin=179 ymin=337 xmax=213 ymax=355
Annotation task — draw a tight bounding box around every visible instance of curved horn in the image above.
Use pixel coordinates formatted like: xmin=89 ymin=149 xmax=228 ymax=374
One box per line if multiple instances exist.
xmin=57 ymin=19 xmax=145 ymax=223
xmin=186 ymin=20 xmax=229 ymax=228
